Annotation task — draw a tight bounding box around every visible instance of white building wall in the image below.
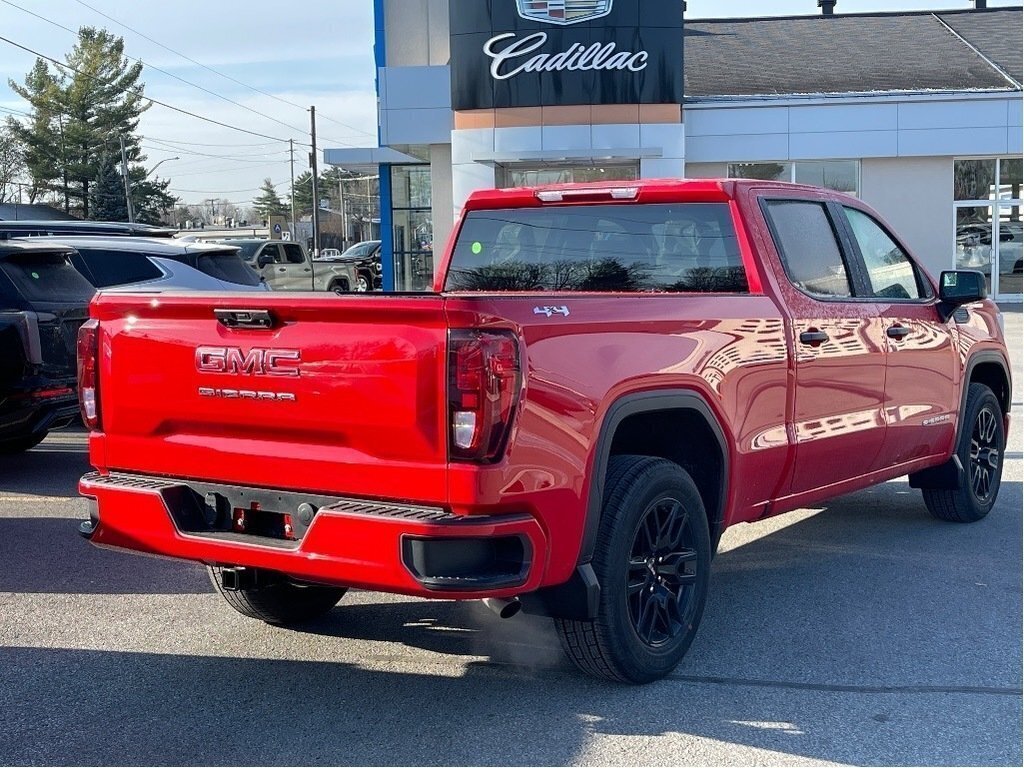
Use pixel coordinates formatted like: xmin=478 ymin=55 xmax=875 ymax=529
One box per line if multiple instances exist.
xmin=384 ymin=0 xmax=449 ymax=67
xmin=430 ymin=143 xmax=454 ymax=276
xmin=860 ymin=157 xmax=954 ymax=280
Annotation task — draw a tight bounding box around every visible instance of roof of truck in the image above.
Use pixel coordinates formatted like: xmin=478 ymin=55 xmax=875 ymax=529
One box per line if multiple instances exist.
xmin=463 ymin=178 xmax=849 ymax=210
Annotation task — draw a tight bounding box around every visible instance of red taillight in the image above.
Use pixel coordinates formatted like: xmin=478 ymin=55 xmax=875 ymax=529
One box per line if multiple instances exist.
xmin=77 ymin=319 xmax=100 ymax=430
xmin=448 ymin=330 xmax=521 ymax=463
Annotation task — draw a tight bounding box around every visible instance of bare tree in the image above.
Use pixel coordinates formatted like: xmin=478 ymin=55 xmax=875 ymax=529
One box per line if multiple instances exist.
xmin=0 ymin=124 xmax=25 ymax=204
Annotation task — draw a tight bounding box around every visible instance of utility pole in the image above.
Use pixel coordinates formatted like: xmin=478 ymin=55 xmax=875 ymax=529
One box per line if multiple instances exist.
xmin=338 ymin=176 xmax=347 ymax=247
xmin=289 ymin=138 xmax=296 ymax=238
xmin=309 ymin=106 xmax=320 ymax=258
xmin=119 ymin=136 xmax=135 ymax=223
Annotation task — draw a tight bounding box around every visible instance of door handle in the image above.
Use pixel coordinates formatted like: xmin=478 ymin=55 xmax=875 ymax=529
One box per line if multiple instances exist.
xmin=887 ymin=325 xmax=912 ymax=340
xmin=277 ymin=267 xmax=287 ymax=273
xmin=799 ymin=330 xmax=830 ymax=346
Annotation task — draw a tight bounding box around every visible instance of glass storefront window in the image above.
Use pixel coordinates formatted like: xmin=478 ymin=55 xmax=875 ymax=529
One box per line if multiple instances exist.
xmin=953 ymin=157 xmax=1022 ymax=298
xmin=999 ymin=158 xmax=1022 ymax=201
xmin=728 ymin=161 xmax=860 ymax=195
xmin=499 ymin=163 xmax=639 ymax=188
xmin=997 ymin=204 xmax=1022 ymax=296
xmin=956 ymin=206 xmax=995 ymax=294
xmin=729 ymin=162 xmax=791 ymax=183
xmin=954 ymin=158 xmax=998 ymax=201
xmin=795 ymin=160 xmax=859 ymax=195
xmin=391 ymin=165 xmax=433 ymax=292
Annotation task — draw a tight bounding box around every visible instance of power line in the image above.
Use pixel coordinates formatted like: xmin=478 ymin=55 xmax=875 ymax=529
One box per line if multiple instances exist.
xmin=134 ymin=136 xmax=284 ymax=149
xmin=0 ymin=33 xmax=296 ymax=143
xmin=70 ymin=0 xmax=376 ymax=142
xmin=0 ymin=0 xmax=317 ymax=140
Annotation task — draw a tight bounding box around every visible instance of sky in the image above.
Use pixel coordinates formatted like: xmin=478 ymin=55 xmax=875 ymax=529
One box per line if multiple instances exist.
xmin=0 ymin=0 xmax=1019 ymax=206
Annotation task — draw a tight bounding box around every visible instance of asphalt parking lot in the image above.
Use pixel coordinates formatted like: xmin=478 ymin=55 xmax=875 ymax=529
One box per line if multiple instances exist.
xmin=1 ymin=311 xmax=1021 ymax=767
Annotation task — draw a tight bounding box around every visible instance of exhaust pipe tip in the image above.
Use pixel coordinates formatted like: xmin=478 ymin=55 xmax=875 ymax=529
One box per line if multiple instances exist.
xmin=483 ymin=597 xmax=522 ymax=620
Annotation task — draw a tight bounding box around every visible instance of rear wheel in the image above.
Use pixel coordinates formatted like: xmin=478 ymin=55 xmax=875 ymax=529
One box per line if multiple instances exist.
xmin=329 ymin=279 xmax=350 ymax=294
xmin=208 ymin=567 xmax=347 ymax=625
xmin=922 ymin=383 xmax=1005 ymax=523
xmin=555 ymin=456 xmax=711 ymax=683
xmin=0 ymin=431 xmax=47 ymax=455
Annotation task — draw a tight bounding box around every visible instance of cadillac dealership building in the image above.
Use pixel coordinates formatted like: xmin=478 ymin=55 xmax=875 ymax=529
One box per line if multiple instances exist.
xmin=325 ymin=0 xmax=1023 ymax=300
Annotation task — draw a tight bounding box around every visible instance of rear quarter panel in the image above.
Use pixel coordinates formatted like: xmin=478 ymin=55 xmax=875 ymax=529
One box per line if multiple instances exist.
xmin=445 ymin=293 xmax=791 ymax=585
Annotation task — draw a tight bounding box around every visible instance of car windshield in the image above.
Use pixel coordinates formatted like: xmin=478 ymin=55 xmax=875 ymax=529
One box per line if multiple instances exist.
xmin=343 ymin=242 xmax=378 ymax=258
xmin=0 ymin=251 xmax=96 ymax=302
xmin=193 ymin=250 xmax=262 ymax=286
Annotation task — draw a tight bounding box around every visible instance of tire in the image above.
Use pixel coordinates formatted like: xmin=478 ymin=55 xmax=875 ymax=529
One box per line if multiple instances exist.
xmin=923 ymin=383 xmax=1005 ymax=523
xmin=329 ymin=279 xmax=350 ymax=294
xmin=208 ymin=567 xmax=347 ymax=625
xmin=0 ymin=431 xmax=47 ymax=455
xmin=555 ymin=455 xmax=712 ymax=684
xmin=355 ymin=273 xmax=370 ymax=292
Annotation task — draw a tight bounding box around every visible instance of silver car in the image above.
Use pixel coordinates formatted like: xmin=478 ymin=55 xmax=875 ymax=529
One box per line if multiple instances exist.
xmin=25 ymin=237 xmax=268 ymax=292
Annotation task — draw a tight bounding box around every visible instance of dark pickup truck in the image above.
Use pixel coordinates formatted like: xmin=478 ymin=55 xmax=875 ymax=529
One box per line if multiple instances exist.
xmin=78 ymin=180 xmax=1011 ymax=682
xmin=1 ymin=241 xmax=94 ymax=452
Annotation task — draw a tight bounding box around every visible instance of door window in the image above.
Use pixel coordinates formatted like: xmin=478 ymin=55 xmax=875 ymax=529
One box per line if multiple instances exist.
xmin=843 ymin=207 xmax=927 ymax=300
xmin=763 ymin=200 xmax=853 ymax=298
xmin=282 ymin=244 xmax=306 ymax=264
xmin=260 ymin=244 xmax=284 ymax=264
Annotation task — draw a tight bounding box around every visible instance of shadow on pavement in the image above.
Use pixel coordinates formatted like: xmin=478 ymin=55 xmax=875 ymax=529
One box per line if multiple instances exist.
xmin=0 ymin=643 xmax=1018 ymax=766
xmin=0 ymin=517 xmax=213 ymax=595
xmin=0 ymin=431 xmax=89 ymax=498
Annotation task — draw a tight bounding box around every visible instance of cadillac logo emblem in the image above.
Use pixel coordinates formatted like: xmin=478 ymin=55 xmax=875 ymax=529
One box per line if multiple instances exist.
xmin=516 ymin=0 xmax=614 ymax=26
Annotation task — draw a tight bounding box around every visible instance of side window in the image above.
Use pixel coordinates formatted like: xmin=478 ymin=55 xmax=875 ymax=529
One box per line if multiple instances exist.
xmin=843 ymin=207 xmax=927 ymax=300
xmin=764 ymin=200 xmax=853 ymax=299
xmin=260 ymin=244 xmax=283 ymax=264
xmin=76 ymin=249 xmax=163 ymax=288
xmin=282 ymin=244 xmax=306 ymax=264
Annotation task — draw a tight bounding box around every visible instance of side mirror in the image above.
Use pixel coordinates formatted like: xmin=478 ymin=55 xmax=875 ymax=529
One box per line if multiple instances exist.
xmin=256 ymin=253 xmax=274 ymax=269
xmin=938 ymin=270 xmax=987 ymax=320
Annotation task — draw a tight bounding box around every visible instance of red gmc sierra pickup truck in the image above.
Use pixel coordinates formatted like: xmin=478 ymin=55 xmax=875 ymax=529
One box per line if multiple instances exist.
xmin=78 ymin=180 xmax=1011 ymax=683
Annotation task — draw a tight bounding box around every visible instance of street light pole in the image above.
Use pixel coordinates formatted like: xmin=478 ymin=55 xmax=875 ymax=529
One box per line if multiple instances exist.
xmin=119 ymin=136 xmax=135 ymax=223
xmin=147 ymin=157 xmax=179 ymax=177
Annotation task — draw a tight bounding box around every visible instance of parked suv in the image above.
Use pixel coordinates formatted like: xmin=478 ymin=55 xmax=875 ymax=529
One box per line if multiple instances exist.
xmin=222 ymin=239 xmax=358 ymax=292
xmin=316 ymin=240 xmax=383 ymax=291
xmin=1 ymin=241 xmax=94 ymax=453
xmin=27 ymin=237 xmax=268 ymax=293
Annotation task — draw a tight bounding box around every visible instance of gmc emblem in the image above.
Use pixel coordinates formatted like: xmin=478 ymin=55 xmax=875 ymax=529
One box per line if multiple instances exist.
xmin=196 ymin=347 xmax=301 ymax=378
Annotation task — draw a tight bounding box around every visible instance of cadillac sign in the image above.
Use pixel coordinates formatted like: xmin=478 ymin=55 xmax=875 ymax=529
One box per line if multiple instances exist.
xmin=449 ymin=0 xmax=683 ymax=111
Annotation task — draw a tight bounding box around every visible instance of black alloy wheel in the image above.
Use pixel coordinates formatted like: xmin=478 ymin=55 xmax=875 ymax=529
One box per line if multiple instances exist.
xmin=969 ymin=402 xmax=1001 ymax=504
xmin=923 ymin=383 xmax=1005 ymax=523
xmin=555 ymin=455 xmax=711 ymax=683
xmin=627 ymin=497 xmax=700 ymax=648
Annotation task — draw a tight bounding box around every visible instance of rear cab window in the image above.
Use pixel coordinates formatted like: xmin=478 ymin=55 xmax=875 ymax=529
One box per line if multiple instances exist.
xmin=446 ymin=203 xmax=749 ymax=293
xmin=0 ymin=250 xmax=96 ymax=302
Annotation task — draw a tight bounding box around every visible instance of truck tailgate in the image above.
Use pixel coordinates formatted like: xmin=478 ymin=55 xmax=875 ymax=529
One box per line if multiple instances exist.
xmin=90 ymin=293 xmax=448 ymax=503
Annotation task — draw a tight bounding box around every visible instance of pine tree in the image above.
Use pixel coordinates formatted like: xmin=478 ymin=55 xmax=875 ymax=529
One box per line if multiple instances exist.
xmin=7 ymin=27 xmax=148 ymax=217
xmin=291 ymin=170 xmax=314 ymax=218
xmin=253 ymin=178 xmax=286 ymax=220
xmin=90 ymin=154 xmax=127 ymax=221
